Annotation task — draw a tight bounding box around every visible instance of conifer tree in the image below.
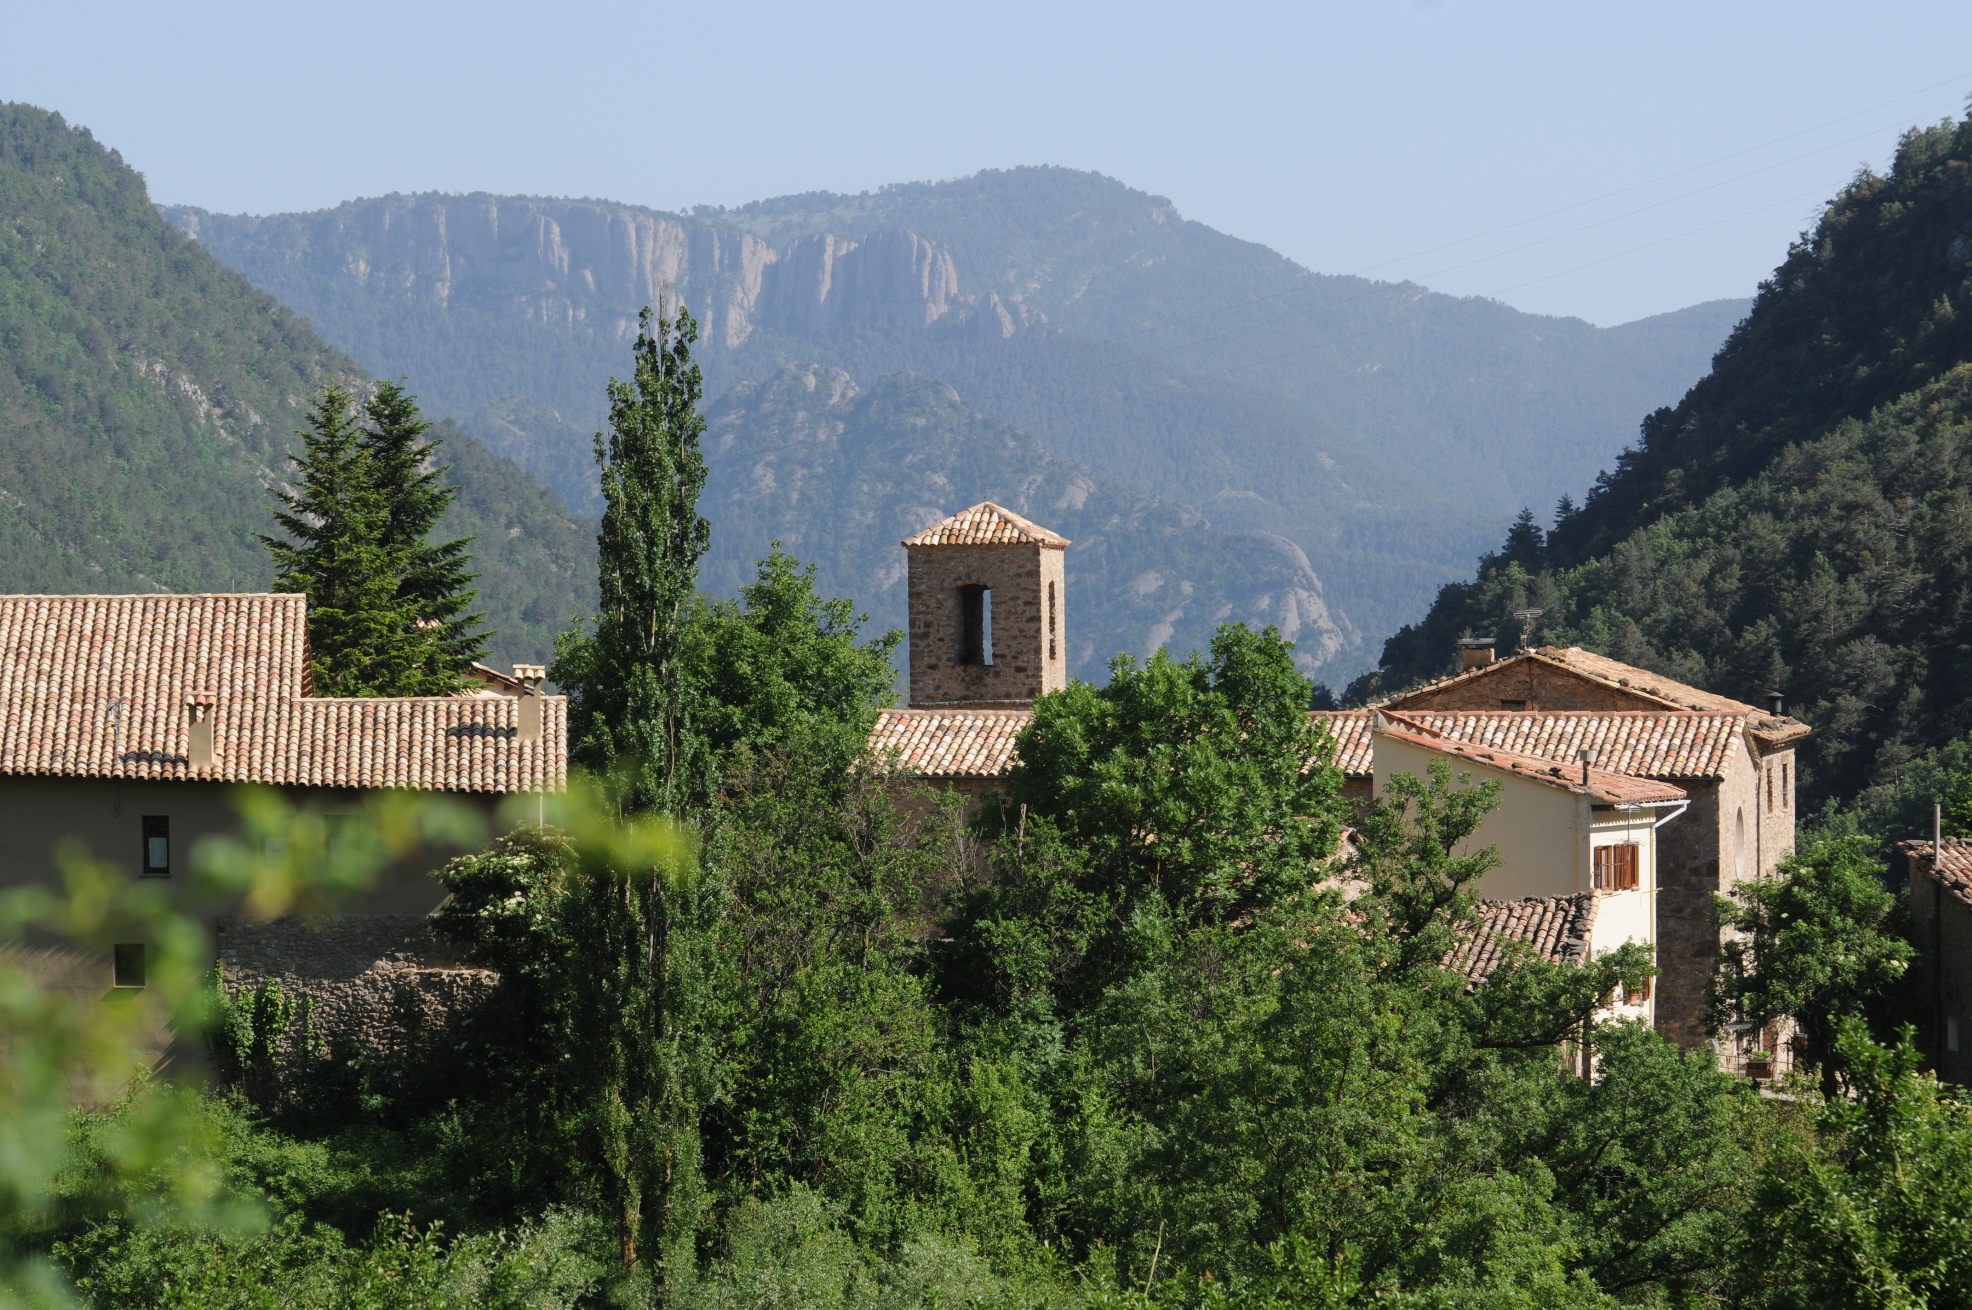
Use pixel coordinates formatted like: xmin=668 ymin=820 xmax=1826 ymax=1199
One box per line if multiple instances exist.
xmin=358 ymin=381 xmax=486 ymax=690
xmin=555 ymin=304 xmax=711 ymax=816
xmin=263 ymin=387 xmax=403 ymax=695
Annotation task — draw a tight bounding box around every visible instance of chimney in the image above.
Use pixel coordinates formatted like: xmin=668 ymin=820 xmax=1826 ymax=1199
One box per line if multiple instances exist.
xmin=1458 ymin=637 xmax=1496 ymax=670
xmin=513 ymin=664 xmax=547 ymax=743
xmin=1767 ymin=690 xmax=1785 ymax=716
xmin=186 ymin=692 xmax=217 ymax=772
xmin=1578 ymin=747 xmax=1597 ymax=787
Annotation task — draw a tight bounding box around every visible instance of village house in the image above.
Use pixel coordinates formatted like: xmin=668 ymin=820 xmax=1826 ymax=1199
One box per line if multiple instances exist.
xmin=0 ymin=592 xmax=565 ymax=1059
xmin=868 ymin=503 xmax=1735 ymax=1044
xmin=1903 ymin=837 xmax=1972 ymax=1085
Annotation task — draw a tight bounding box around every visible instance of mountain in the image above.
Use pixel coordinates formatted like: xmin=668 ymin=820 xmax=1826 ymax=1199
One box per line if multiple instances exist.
xmin=161 ymin=174 xmax=1745 ymax=674
xmin=1362 ymin=112 xmax=1972 ymax=807
xmin=702 ymin=365 xmax=1358 ymax=678
xmin=0 ymin=103 xmax=594 ymax=669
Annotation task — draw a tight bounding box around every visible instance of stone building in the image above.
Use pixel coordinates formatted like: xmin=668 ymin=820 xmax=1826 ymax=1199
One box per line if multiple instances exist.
xmin=1905 ymin=837 xmax=1972 ymax=1085
xmin=0 ymin=592 xmax=564 ymax=1064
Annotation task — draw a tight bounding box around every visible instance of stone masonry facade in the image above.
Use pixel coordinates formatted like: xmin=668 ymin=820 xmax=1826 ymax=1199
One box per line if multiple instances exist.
xmin=907 ymin=540 xmax=1067 ymax=707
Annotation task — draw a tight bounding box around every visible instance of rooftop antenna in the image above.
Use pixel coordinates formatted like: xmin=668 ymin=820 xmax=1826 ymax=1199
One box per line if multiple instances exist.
xmin=1514 ymin=609 xmax=1543 ymax=650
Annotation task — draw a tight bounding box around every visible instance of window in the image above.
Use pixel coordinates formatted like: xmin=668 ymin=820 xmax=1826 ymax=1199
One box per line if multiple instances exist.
xmin=1951 ymin=1016 xmax=1962 ymax=1053
xmin=141 ymin=815 xmax=169 ymax=877
xmin=113 ymin=943 xmax=145 ymax=988
xmin=957 ymin=585 xmax=992 ymax=666
xmin=1047 ymin=581 xmax=1057 ymax=662
xmin=1625 ymin=976 xmax=1652 ymax=1004
xmin=1593 ymin=842 xmax=1640 ymax=891
xmin=1498 ymin=699 xmax=1527 ymax=710
xmin=1767 ymin=766 xmax=1774 ymax=811
xmin=1782 ymin=761 xmax=1790 ymax=810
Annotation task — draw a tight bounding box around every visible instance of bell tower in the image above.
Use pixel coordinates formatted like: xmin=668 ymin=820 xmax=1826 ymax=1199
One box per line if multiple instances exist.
xmin=902 ymin=502 xmax=1069 ymax=708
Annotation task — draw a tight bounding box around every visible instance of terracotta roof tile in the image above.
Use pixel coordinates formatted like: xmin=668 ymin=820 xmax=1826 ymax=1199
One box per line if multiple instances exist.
xmin=901 ymin=502 xmax=1071 ymax=549
xmin=1314 ymin=709 xmax=1741 ymax=781
xmin=1375 ymin=711 xmax=1687 ymax=805
xmin=1899 ymin=838 xmax=1972 ymax=909
xmin=0 ymin=594 xmax=562 ymax=793
xmin=1446 ymin=895 xmax=1597 ymax=982
xmin=1383 ymin=645 xmax=1810 ymax=745
xmin=869 ymin=707 xmax=1031 ymax=778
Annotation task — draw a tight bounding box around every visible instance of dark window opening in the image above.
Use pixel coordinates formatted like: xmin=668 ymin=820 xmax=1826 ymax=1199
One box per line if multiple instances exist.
xmin=958 ymin=585 xmax=993 ymax=666
xmin=113 ymin=943 xmax=146 ymax=988
xmin=1047 ymin=582 xmax=1057 ymax=662
xmin=1498 ymin=698 xmax=1527 ymax=711
xmin=141 ymin=815 xmax=169 ymax=878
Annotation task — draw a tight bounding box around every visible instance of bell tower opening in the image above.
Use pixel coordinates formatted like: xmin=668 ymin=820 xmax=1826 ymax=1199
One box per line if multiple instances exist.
xmin=958 ymin=585 xmax=993 ymax=665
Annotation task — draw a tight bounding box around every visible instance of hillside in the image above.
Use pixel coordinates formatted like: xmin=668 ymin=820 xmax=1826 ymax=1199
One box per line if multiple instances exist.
xmin=1363 ymin=112 xmax=1972 ymax=806
xmin=0 ymin=103 xmax=594 ymax=669
xmin=161 ymin=176 xmax=1744 ymax=667
xmin=702 ymin=365 xmax=1359 ymax=679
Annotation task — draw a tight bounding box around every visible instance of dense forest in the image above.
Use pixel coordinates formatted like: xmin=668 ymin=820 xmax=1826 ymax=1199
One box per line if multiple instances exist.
xmin=0 ymin=103 xmax=595 ymax=667
xmin=1357 ymin=109 xmax=1972 ymax=811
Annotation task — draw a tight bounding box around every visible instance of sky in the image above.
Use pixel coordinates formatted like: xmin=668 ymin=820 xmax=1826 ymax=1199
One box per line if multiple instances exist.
xmin=6 ymin=0 xmax=1971 ymax=326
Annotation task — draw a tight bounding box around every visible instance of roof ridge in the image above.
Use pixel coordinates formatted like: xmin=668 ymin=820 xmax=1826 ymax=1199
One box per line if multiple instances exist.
xmin=900 ymin=501 xmax=1072 ymax=548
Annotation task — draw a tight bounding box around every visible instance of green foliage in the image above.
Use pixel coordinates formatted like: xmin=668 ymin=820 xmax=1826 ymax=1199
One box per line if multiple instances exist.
xmin=1712 ymin=837 xmax=1916 ymax=1090
xmin=1373 ymin=111 xmax=1972 ymax=809
xmin=263 ymin=384 xmax=487 ymax=695
xmin=0 ymin=102 xmax=590 ymax=671
xmin=1730 ymin=1022 xmax=1972 ymax=1309
xmin=555 ymin=305 xmax=712 ymax=815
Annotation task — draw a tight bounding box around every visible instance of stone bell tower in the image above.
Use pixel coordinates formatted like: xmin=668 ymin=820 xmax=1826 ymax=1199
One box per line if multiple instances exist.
xmin=903 ymin=502 xmax=1070 ymax=708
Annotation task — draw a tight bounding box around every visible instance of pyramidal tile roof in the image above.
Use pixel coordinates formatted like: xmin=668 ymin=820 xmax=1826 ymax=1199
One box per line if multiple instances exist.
xmin=0 ymin=594 xmax=563 ymax=793
xmin=1375 ymin=711 xmax=1687 ymax=805
xmin=901 ymin=502 xmax=1071 ymax=549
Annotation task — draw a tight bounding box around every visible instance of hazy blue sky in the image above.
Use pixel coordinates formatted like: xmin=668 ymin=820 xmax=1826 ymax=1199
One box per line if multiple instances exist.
xmin=8 ymin=1 xmax=1970 ymax=325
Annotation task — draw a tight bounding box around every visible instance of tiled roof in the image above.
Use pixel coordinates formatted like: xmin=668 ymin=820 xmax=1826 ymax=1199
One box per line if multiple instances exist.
xmin=868 ymin=707 xmax=1031 ymax=778
xmin=1899 ymin=838 xmax=1972 ymax=908
xmin=901 ymin=502 xmax=1071 ymax=549
xmin=1384 ymin=645 xmax=1810 ymax=746
xmin=1314 ymin=710 xmax=1373 ymax=775
xmin=0 ymin=594 xmax=562 ymax=793
xmin=1446 ymin=895 xmax=1597 ymax=982
xmin=1376 ymin=712 xmax=1687 ymax=805
xmin=1314 ymin=709 xmax=1741 ymax=781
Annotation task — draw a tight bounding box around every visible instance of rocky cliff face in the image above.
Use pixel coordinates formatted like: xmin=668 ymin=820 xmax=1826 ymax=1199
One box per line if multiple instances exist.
xmin=169 ymin=196 xmax=975 ymax=350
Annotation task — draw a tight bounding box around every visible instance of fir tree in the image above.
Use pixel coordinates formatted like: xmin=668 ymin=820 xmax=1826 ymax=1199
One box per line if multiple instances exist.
xmin=358 ymin=381 xmax=486 ymax=691
xmin=263 ymin=387 xmax=403 ymax=695
xmin=554 ymin=304 xmax=711 ymax=816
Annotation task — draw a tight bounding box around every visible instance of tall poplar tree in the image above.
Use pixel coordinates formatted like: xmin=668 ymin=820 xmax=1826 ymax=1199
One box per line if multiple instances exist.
xmin=359 ymin=381 xmax=487 ymax=690
xmin=263 ymin=387 xmax=402 ymax=695
xmin=556 ymin=304 xmax=711 ymax=815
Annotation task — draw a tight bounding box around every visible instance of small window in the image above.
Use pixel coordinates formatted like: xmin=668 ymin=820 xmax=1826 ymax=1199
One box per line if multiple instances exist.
xmin=1767 ymin=767 xmax=1774 ymax=811
xmin=1498 ymin=699 xmax=1527 ymax=711
xmin=113 ymin=943 xmax=146 ymax=988
xmin=1951 ymin=1015 xmax=1961 ymax=1054
xmin=1593 ymin=843 xmax=1640 ymax=891
xmin=1047 ymin=582 xmax=1057 ymax=662
xmin=141 ymin=815 xmax=169 ymax=878
xmin=957 ymin=585 xmax=992 ymax=666
xmin=1782 ymin=761 xmax=1790 ymax=810
xmin=1625 ymin=976 xmax=1652 ymax=1004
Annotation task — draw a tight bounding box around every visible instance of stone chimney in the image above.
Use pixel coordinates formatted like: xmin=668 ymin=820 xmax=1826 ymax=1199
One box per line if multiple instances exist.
xmin=513 ymin=664 xmax=547 ymax=743
xmin=902 ymin=502 xmax=1070 ymax=708
xmin=1458 ymin=637 xmax=1497 ymax=671
xmin=186 ymin=691 xmax=217 ymax=772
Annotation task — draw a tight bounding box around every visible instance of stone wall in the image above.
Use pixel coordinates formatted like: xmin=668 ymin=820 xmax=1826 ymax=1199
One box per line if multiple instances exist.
xmin=1393 ymin=663 xmax=1663 ymax=713
xmin=216 ymin=915 xmax=496 ymax=1063
xmin=1653 ymin=781 xmax=1722 ymax=1049
xmin=907 ymin=543 xmax=1067 ymax=707
xmin=1909 ymin=852 xmax=1972 ymax=1084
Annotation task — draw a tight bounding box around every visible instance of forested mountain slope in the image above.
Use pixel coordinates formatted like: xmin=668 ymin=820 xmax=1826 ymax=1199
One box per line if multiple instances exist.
xmin=701 ymin=365 xmax=1360 ymax=679
xmin=0 ymin=103 xmax=594 ymax=668
xmin=162 ymin=175 xmax=1744 ymax=665
xmin=1364 ymin=112 xmax=1972 ymax=806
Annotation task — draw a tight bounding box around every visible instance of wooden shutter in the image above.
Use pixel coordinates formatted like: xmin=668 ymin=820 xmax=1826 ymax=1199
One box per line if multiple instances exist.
xmin=1594 ymin=843 xmax=1641 ymax=891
